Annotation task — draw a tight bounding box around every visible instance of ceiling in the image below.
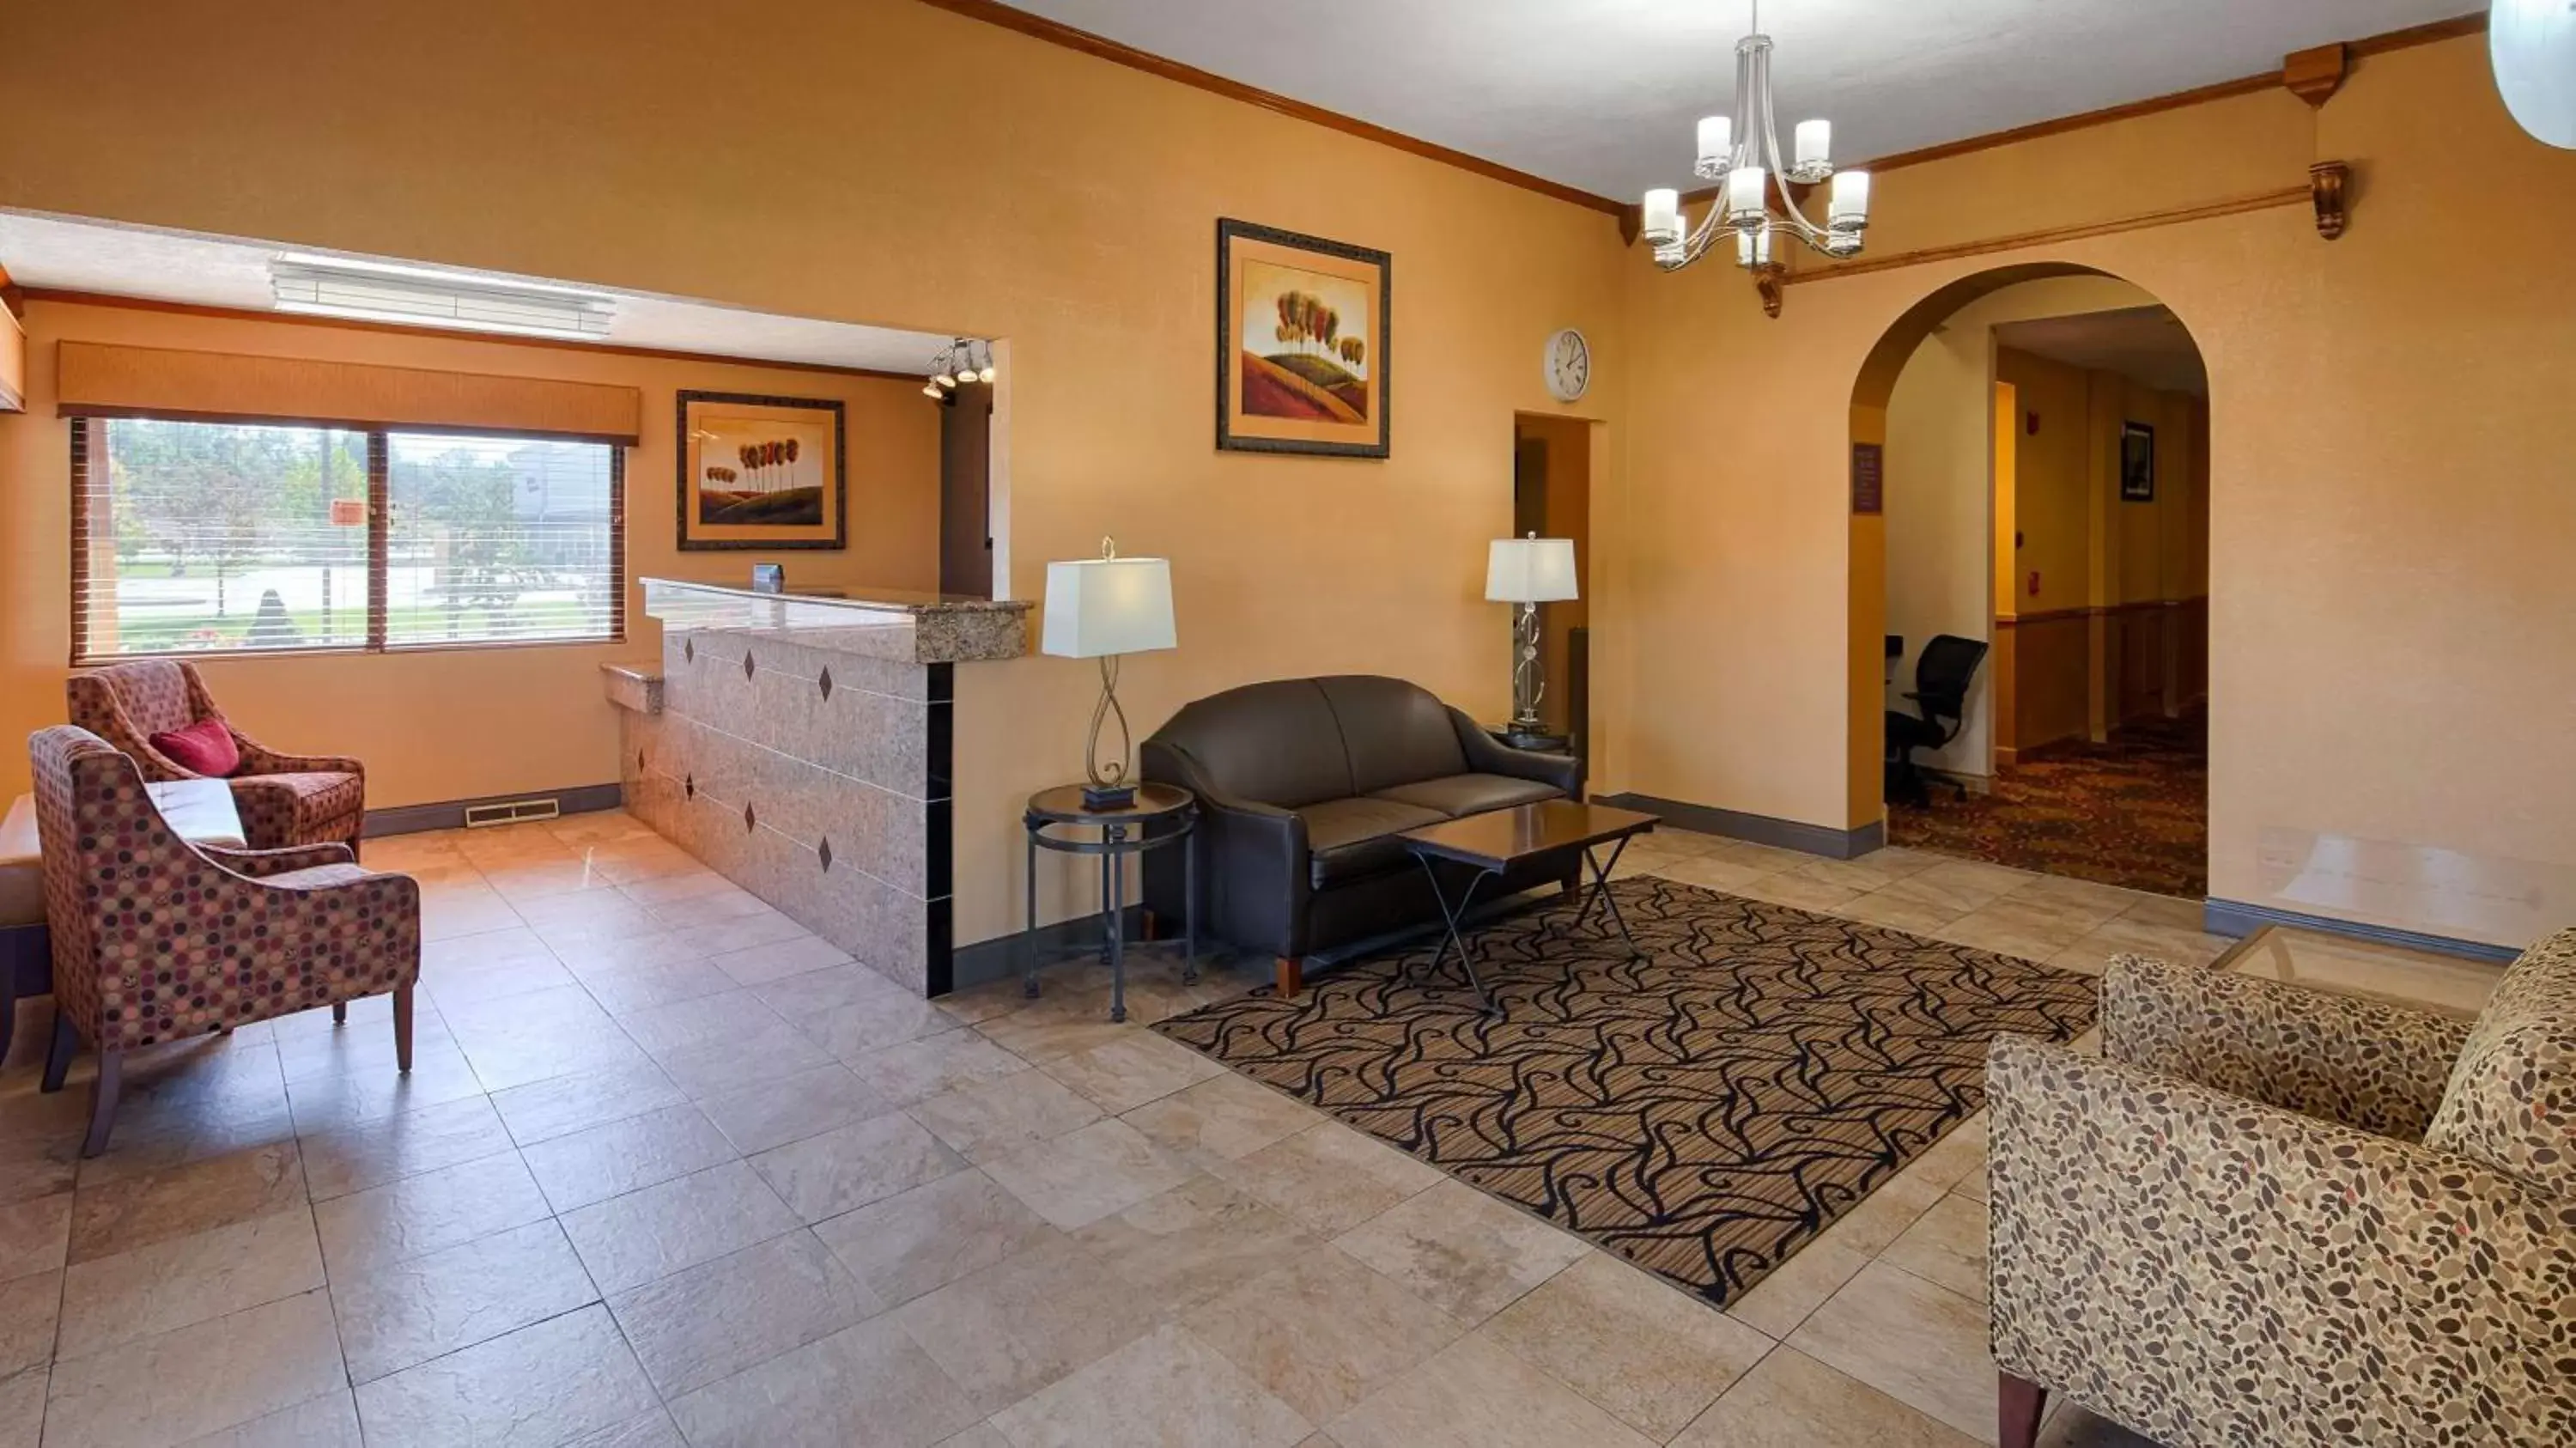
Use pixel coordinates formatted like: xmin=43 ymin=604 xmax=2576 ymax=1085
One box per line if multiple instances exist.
xmin=0 ymin=210 xmax=964 ymax=373
xmin=1993 ymin=306 xmax=2207 ymax=395
xmin=993 ymin=0 xmax=2473 ymax=199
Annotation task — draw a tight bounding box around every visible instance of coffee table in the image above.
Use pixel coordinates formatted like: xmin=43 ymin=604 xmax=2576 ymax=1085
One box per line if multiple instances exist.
xmin=1400 ymin=800 xmax=1660 ymax=1013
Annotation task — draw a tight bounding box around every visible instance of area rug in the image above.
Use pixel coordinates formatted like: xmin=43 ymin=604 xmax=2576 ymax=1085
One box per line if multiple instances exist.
xmin=1891 ymin=707 xmax=2207 ymax=897
xmin=1154 ymin=874 xmax=2098 ymax=1308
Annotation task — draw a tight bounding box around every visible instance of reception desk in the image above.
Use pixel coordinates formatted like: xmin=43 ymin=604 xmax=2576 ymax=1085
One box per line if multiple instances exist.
xmin=610 ymin=578 xmax=1030 ymax=996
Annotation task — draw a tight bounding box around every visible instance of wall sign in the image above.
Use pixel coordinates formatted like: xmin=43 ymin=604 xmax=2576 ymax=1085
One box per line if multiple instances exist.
xmin=1850 ymin=441 xmax=1883 ymax=515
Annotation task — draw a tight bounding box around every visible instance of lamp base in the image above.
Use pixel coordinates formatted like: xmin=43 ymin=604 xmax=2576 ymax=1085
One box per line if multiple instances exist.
xmin=1501 ymin=727 xmax=1569 ymax=753
xmin=1080 ymin=782 xmax=1139 ymax=812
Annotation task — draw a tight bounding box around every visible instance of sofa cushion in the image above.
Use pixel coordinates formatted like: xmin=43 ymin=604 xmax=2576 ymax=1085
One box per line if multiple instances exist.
xmin=149 ymin=717 xmax=240 ymax=777
xmin=1151 ymin=678 xmax=1355 ymax=809
xmin=1316 ymin=676 xmax=1470 ymax=795
xmin=1372 ymin=773 xmax=1563 ymax=819
xmin=2423 ymin=927 xmax=2576 ymax=1195
xmin=1301 ymin=796 xmax=1448 ymax=889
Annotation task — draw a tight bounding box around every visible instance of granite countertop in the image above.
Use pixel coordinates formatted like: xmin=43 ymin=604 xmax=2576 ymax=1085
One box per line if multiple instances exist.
xmin=638 ymin=577 xmax=1030 ymax=665
xmin=637 ymin=577 xmax=1030 ymax=615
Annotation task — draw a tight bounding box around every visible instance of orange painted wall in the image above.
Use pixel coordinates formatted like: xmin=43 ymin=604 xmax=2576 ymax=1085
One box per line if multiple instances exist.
xmin=0 ymin=0 xmax=1627 ymax=945
xmin=1617 ymin=34 xmax=2576 ymax=945
xmin=0 ymin=298 xmax=941 ymax=805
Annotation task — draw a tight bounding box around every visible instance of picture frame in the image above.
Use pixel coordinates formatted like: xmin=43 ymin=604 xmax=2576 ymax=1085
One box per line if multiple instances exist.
xmin=2119 ymin=421 xmax=2156 ymax=502
xmin=677 ymin=390 xmax=847 ymax=551
xmin=1216 ymin=218 xmax=1391 ymax=458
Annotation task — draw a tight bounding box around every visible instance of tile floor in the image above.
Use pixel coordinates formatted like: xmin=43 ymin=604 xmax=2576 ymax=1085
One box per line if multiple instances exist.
xmin=0 ymin=812 xmax=2488 ymax=1448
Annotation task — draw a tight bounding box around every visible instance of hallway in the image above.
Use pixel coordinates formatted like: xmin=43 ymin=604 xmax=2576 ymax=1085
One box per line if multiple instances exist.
xmin=1889 ymin=709 xmax=2207 ymax=898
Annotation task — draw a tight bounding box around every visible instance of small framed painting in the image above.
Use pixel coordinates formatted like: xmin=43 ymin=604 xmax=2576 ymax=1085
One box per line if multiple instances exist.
xmin=677 ymin=391 xmax=846 ymax=551
xmin=1216 ymin=218 xmax=1390 ymax=458
xmin=2119 ymin=421 xmax=2156 ymax=502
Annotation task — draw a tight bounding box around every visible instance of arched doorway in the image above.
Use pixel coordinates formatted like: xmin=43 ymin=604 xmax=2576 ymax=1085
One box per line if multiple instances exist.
xmin=1852 ymin=264 xmax=2212 ymax=900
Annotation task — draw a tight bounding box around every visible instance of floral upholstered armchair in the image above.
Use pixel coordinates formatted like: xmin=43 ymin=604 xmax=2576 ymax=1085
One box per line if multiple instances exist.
xmin=66 ymin=659 xmax=367 ymax=854
xmin=29 ymin=726 xmax=419 ymax=1157
xmin=1986 ymin=943 xmax=2576 ymax=1448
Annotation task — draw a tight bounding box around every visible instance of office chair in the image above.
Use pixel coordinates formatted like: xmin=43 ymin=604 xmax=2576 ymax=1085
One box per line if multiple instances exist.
xmin=1886 ymin=634 xmax=1988 ymax=807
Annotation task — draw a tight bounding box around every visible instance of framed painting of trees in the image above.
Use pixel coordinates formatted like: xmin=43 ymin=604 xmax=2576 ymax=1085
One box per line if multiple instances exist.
xmin=1217 ymin=219 xmax=1390 ymax=458
xmin=677 ymin=391 xmax=847 ymax=551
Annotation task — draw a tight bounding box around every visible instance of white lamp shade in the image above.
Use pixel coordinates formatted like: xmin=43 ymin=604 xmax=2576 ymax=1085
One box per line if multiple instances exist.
xmin=2494 ymin=0 xmax=2576 ymax=149
xmin=1485 ymin=537 xmax=1579 ymax=604
xmin=1041 ymin=556 xmax=1176 ymax=658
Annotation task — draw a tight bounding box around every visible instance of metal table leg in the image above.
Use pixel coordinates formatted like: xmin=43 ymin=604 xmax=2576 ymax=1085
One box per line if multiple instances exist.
xmin=1022 ymin=824 xmax=1042 ymax=999
xmin=1105 ymin=822 xmax=1130 ymax=1024
xmin=1181 ymin=818 xmax=1200 ymax=986
xmin=1413 ymin=856 xmax=1501 ymax=1015
xmin=1572 ymin=837 xmax=1646 ymax=960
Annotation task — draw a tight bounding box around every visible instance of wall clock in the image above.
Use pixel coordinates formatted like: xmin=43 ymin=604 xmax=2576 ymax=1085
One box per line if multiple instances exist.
xmin=1543 ymin=326 xmax=1590 ymax=403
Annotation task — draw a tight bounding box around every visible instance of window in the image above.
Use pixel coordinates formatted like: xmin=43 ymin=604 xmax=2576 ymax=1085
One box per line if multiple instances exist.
xmin=71 ymin=416 xmax=623 ymax=662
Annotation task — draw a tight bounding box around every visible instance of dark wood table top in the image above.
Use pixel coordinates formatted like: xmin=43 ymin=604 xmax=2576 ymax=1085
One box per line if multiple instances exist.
xmin=1026 ymin=782 xmax=1194 ymax=825
xmin=1399 ymin=800 xmax=1658 ymax=871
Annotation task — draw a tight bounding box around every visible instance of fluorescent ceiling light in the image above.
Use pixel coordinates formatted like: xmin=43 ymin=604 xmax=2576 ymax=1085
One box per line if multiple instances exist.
xmin=271 ymin=257 xmax=616 ymax=339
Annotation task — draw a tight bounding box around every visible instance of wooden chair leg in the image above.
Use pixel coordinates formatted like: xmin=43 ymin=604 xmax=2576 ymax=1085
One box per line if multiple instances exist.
xmin=332 ymin=1001 xmax=348 ymax=1025
xmin=1274 ymin=957 xmax=1304 ymax=998
xmin=1998 ymin=1372 xmax=2047 ymax=1448
xmin=40 ymin=1013 xmax=76 ymax=1093
xmin=0 ymin=984 xmax=14 ymax=1074
xmin=79 ymin=1049 xmax=124 ymax=1158
xmin=392 ymin=986 xmax=415 ymax=1074
xmin=1139 ymin=910 xmax=1162 ymax=942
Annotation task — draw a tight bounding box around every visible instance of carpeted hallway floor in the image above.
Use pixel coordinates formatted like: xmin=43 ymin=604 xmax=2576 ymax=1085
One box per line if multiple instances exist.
xmin=1891 ymin=708 xmax=2207 ymax=897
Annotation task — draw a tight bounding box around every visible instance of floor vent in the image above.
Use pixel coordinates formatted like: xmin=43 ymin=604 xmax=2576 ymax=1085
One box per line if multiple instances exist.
xmin=464 ymin=797 xmax=562 ymax=828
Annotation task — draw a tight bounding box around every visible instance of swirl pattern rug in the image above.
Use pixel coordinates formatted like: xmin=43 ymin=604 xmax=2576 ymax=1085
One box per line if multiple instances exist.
xmin=1154 ymin=874 xmax=2099 ymax=1307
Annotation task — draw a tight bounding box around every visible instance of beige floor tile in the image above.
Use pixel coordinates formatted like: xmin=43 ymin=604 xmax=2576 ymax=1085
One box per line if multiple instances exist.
xmin=457 ymin=1007 xmax=653 ymax=1098
xmin=1071 ymin=1174 xmax=1317 ymax=1316
xmin=66 ymin=1139 xmax=306 ymax=1263
xmin=331 ymin=1217 xmax=600 ymax=1383
xmin=283 ymin=1045 xmax=489 ymax=1135
xmin=579 ymin=959 xmax=740 ymax=1015
xmin=649 ymin=1018 xmax=840 ymax=1100
xmin=981 ymin=1118 xmax=1197 ymax=1231
xmin=697 ymin=1064 xmax=892 ymax=1155
xmin=521 ymin=1102 xmax=738 ymax=1213
xmin=910 ymin=1070 xmax=1103 ymax=1164
xmin=750 ymin=1111 xmax=965 ymax=1222
xmin=516 ymin=891 xmax=663 ymax=940
xmin=934 ymin=1427 xmax=1012 ymax=1448
xmin=0 ymin=1195 xmax=70 ymax=1283
xmin=1795 ymin=849 xmax=1945 ymax=894
xmin=970 ymin=1005 xmax=1134 ymax=1065
xmin=1651 ymin=853 xmax=1786 ymax=892
xmin=1035 ymin=1032 xmax=1225 ymax=1114
xmin=608 ymin=1228 xmax=878 ymax=1397
xmin=892 ymin=1233 xmax=1163 ymax=1412
xmin=666 ymin=1315 xmax=984 ymax=1448
xmin=353 ymin=1304 xmax=659 ymax=1448
xmin=0 ymin=1363 xmax=42 ymax=1448
xmin=844 ymin=1030 xmax=1031 ymax=1105
xmin=2038 ymin=1403 xmax=2166 ymax=1447
xmin=480 ymin=858 xmax=619 ymax=904
xmin=313 ymin=1150 xmax=552 ymax=1276
xmin=58 ymin=1206 xmax=324 ymax=1359
xmin=1730 ymin=872 xmax=1867 ymax=913
xmin=1206 ymin=1121 xmax=1446 ymax=1236
xmin=989 ymin=1323 xmax=1312 ymax=1448
xmin=422 ymin=951 xmax=580 ymax=1010
xmin=419 ymin=889 xmax=525 ymax=943
xmin=2047 ymin=915 xmax=2233 ymax=976
xmin=615 ymin=867 xmax=737 ymax=906
xmin=0 ymin=1275 xmax=54 ymax=1378
xmin=560 ymin=1159 xmax=804 ymax=1294
xmin=175 ymin=1389 xmax=362 ymax=1447
xmin=1940 ymin=893 xmax=2111 ymax=961
xmin=812 ymin=1169 xmax=1060 ymax=1308
xmin=1789 ymin=1261 xmax=1998 ymax=1441
xmin=1183 ymin=1247 xmax=1467 ymax=1423
xmin=1324 ymin=1334 xmax=1657 ymax=1448
xmin=1879 ymin=860 xmax=2038 ymax=916
xmin=1120 ymin=1072 xmax=1320 ymax=1165
xmin=488 ymin=1060 xmax=689 ymax=1147
xmin=548 ymin=929 xmax=714 ymax=978
xmin=1332 ymin=1178 xmax=1589 ymax=1326
xmin=1725 ymin=1167 xmax=1946 ymax=1340
xmin=667 ymin=912 xmax=812 ymax=957
xmin=1838 ymin=887 xmax=1977 ymax=936
xmin=1670 ymin=1346 xmax=1980 ymax=1447
xmin=42 ymin=1289 xmax=344 ymax=1448
xmin=565 ymin=1408 xmax=690 ymax=1448
xmin=1479 ymin=1250 xmax=1772 ymax=1439
xmin=297 ymin=1094 xmax=519 ymax=1201
xmin=707 ymin=934 xmax=854 ymax=988
xmin=1880 ymin=1195 xmax=1990 ymax=1304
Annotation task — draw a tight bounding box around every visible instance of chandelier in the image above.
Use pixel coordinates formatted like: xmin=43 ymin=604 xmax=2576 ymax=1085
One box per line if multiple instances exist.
xmin=922 ymin=338 xmax=995 ymax=399
xmin=1641 ymin=1 xmax=1871 ymax=276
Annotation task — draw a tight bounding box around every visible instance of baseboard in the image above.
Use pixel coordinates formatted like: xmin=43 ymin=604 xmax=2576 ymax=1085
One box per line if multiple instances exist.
xmin=1593 ymin=792 xmax=1885 ymax=861
xmin=363 ymin=782 xmax=624 ymax=838
xmin=950 ymin=903 xmax=1148 ymax=994
xmin=2202 ymin=898 xmax=2524 ymax=964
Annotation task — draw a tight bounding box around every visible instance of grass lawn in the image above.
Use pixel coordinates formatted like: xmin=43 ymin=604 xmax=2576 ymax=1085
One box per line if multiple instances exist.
xmin=105 ymin=602 xmax=603 ymax=653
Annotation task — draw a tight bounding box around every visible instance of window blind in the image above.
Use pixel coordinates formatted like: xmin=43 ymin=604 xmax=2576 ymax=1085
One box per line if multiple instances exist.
xmin=54 ymin=341 xmax=641 ymax=444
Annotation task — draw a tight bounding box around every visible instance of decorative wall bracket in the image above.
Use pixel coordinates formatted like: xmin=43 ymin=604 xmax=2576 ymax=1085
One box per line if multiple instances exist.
xmin=1754 ymin=262 xmax=1787 ymax=319
xmin=2310 ymin=161 xmax=2350 ymax=240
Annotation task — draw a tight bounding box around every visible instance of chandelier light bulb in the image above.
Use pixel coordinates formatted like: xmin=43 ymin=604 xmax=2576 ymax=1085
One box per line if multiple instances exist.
xmin=978 ymin=363 xmax=997 ymax=383
xmin=1829 ymin=170 xmax=1872 ymax=229
xmin=922 ymin=383 xmax=943 ymax=399
xmin=1792 ymin=119 xmax=1832 ymax=181
xmin=1723 ymin=166 xmax=1768 ymax=227
xmin=1644 ymin=16 xmax=1862 ymax=283
xmin=1641 ymin=187 xmax=1684 ymax=246
xmin=933 ymin=371 xmax=955 ymax=388
xmin=1694 ymin=115 xmax=1733 ymax=177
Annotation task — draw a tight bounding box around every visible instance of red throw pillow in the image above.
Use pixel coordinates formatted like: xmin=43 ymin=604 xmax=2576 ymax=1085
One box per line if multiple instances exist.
xmin=149 ymin=718 xmax=241 ymax=777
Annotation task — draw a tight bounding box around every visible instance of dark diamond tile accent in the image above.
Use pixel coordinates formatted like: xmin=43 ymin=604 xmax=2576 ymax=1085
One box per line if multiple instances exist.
xmin=684 ymin=774 xmax=696 ymax=799
xmin=817 ymin=837 xmax=833 ymax=871
xmin=817 ymin=667 xmax=834 ymax=701
xmin=744 ymin=652 xmax=756 ymax=681
xmin=744 ymin=801 xmax=757 ymax=833
xmin=637 ymin=750 xmax=647 ymax=771
xmin=683 ymin=639 xmax=695 ymax=663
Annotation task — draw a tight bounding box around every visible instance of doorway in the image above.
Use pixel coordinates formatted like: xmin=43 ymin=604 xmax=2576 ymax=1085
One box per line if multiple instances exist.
xmin=938 ymin=380 xmax=994 ymax=597
xmin=1510 ymin=413 xmax=1593 ymax=757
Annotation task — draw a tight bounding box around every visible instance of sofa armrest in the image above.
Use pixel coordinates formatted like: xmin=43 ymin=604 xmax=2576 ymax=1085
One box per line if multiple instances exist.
xmin=2101 ymin=953 xmax=2472 ymax=1140
xmin=200 ymin=841 xmax=358 ymax=879
xmin=230 ymin=730 xmax=365 ymax=778
xmin=1987 ymin=1033 xmax=2575 ymax=1448
xmin=1449 ymin=709 xmax=1582 ymax=796
xmin=1139 ymin=739 xmax=1312 ymax=958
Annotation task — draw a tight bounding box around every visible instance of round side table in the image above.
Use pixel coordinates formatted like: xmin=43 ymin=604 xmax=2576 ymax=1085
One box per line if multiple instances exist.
xmin=1024 ymin=782 xmax=1198 ymax=1023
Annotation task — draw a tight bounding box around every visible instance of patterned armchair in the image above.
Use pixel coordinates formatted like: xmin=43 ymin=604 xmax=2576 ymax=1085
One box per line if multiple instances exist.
xmin=66 ymin=659 xmax=367 ymax=854
xmin=29 ymin=726 xmax=419 ymax=1157
xmin=1986 ymin=946 xmax=2576 ymax=1448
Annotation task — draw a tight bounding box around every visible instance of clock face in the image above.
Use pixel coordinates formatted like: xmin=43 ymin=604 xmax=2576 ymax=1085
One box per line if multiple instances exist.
xmin=1545 ymin=327 xmax=1590 ymax=402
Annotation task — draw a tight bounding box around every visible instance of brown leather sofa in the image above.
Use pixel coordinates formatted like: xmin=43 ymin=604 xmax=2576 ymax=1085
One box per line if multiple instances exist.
xmin=1139 ymin=675 xmax=1582 ymax=995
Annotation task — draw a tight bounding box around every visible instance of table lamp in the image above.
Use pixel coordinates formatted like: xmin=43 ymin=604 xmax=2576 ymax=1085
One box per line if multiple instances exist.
xmin=1042 ymin=537 xmax=1176 ymax=810
xmin=1485 ymin=532 xmax=1578 ymax=748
